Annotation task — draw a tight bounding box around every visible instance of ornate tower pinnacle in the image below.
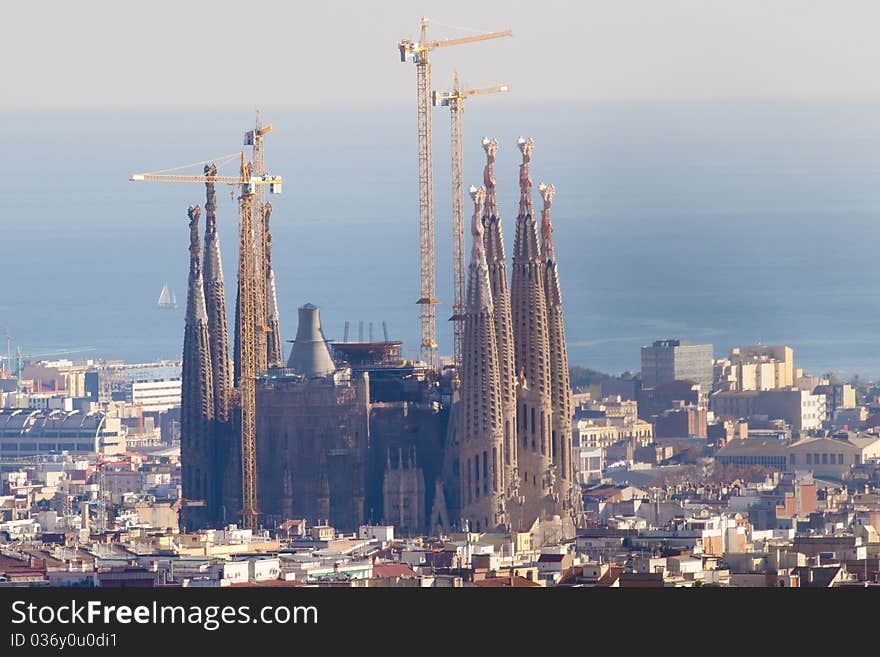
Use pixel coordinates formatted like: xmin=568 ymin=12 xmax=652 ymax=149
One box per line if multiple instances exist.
xmin=467 ymin=185 xmax=489 ymax=309
xmin=482 ymin=137 xmax=499 ymax=219
xmin=517 ymin=137 xmax=534 ymax=218
xmin=539 ymin=182 xmax=555 ymax=258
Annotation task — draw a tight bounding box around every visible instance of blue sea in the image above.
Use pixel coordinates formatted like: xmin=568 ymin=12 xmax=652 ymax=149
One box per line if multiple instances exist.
xmin=2 ymin=100 xmax=880 ymax=379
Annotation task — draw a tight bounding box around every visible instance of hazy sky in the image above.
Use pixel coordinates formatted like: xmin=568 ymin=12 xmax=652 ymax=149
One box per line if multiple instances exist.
xmin=4 ymin=0 xmax=880 ymax=108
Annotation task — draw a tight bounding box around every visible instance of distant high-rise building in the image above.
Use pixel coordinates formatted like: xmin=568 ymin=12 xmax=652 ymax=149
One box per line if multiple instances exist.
xmin=711 ymin=388 xmax=826 ymax=432
xmin=717 ymin=344 xmax=795 ymax=392
xmin=641 ymin=339 xmax=713 ymax=391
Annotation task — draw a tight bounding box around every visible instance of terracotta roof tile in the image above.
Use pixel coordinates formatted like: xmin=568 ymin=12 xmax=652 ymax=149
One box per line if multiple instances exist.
xmin=372 ymin=564 xmax=417 ymax=578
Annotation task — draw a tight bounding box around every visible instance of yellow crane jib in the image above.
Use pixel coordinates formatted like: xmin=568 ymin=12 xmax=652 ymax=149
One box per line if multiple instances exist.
xmin=129 ymin=151 xmax=283 ymax=194
xmin=433 ymin=82 xmax=511 ymax=107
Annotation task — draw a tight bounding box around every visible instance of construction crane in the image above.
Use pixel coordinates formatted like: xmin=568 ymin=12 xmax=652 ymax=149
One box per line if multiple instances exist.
xmin=398 ymin=18 xmax=512 ymax=369
xmin=433 ymin=72 xmax=510 ymax=369
xmin=131 ymin=150 xmax=282 ymax=531
xmin=130 ymin=152 xmax=282 ymax=190
xmin=244 ymin=113 xmax=276 ymax=370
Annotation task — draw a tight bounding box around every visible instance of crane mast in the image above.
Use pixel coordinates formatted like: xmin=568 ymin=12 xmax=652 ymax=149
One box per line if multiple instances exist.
xmin=414 ymin=19 xmax=438 ymax=369
xmin=246 ymin=113 xmax=274 ymax=372
xmin=398 ymin=18 xmax=512 ymax=369
xmin=434 ymin=74 xmax=510 ymax=369
xmin=236 ymin=153 xmax=260 ymax=531
xmin=448 ymin=73 xmax=465 ymax=370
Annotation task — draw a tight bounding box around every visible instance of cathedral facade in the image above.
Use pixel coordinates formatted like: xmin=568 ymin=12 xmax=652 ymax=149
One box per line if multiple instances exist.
xmin=179 ymin=140 xmax=582 ymax=541
xmin=443 ymin=137 xmax=583 ymax=537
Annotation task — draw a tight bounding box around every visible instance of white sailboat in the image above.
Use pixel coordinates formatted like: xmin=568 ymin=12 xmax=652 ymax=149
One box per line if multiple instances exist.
xmin=157 ymin=282 xmax=177 ymax=309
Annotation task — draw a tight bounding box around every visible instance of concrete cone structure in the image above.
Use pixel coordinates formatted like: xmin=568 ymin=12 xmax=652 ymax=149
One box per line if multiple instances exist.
xmin=287 ymin=304 xmax=335 ymax=378
xmin=180 ymin=205 xmax=216 ymax=530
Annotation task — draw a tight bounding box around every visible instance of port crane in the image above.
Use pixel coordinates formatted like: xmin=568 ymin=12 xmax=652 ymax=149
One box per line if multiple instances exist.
xmin=398 ymin=18 xmax=512 ymax=369
xmin=433 ymin=73 xmax=509 ymax=369
xmin=131 ymin=150 xmax=282 ymax=531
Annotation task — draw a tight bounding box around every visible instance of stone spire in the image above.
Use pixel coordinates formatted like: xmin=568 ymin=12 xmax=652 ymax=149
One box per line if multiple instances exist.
xmin=460 ymin=186 xmax=506 ymax=532
xmin=510 ymin=137 xmax=553 ymax=510
xmin=480 ymin=137 xmax=517 ymax=487
xmin=539 ymin=183 xmax=575 ymax=490
xmin=264 ymin=202 xmax=284 ymax=367
xmin=202 ymin=165 xmax=232 ymax=423
xmin=181 ymin=204 xmax=216 ymax=530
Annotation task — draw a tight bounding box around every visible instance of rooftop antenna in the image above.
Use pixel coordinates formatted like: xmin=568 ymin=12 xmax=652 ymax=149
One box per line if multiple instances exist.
xmin=369 ymin=322 xmax=374 ymax=342
xmin=359 ymin=321 xmax=364 ymax=343
xmin=383 ymin=321 xmax=389 ymax=343
xmin=343 ymin=321 xmax=350 ymax=343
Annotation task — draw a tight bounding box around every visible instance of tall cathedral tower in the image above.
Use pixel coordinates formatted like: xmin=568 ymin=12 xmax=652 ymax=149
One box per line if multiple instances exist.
xmin=180 ymin=205 xmax=216 ymax=530
xmin=460 ymin=186 xmax=507 ymax=532
xmin=540 ymin=183 xmax=578 ymax=502
xmin=510 ymin=137 xmax=554 ymax=511
xmin=480 ymin=138 xmax=518 ymax=489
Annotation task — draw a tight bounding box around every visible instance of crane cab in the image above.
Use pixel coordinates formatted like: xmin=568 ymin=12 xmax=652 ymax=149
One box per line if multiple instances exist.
xmin=269 ymin=181 xmax=282 ymax=195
